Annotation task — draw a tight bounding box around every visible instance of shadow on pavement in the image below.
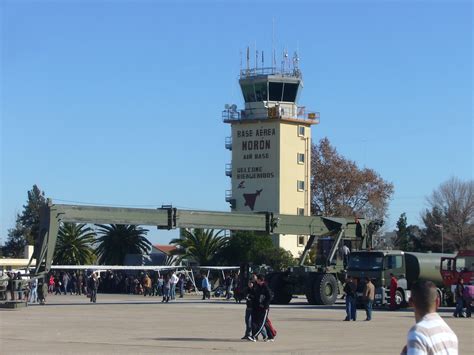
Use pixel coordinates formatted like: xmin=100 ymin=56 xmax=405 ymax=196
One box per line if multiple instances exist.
xmin=149 ymin=337 xmax=243 ymax=343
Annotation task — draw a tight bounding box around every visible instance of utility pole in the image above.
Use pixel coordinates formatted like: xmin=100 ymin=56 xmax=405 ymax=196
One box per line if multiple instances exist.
xmin=435 ymin=224 xmax=444 ymax=253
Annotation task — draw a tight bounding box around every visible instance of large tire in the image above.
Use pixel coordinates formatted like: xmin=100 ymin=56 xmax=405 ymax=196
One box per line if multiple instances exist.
xmin=268 ymin=273 xmax=292 ymax=304
xmin=305 ymin=274 xmax=318 ymax=304
xmin=313 ymin=274 xmax=338 ymax=305
xmin=395 ymin=289 xmax=406 ymax=308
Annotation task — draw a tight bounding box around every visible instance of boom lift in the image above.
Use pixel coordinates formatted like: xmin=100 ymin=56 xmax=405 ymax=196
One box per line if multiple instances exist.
xmin=14 ymin=200 xmax=375 ymax=305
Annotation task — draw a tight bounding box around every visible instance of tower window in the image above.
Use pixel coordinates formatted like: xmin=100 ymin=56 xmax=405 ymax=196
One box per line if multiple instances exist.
xmin=297 ymin=208 xmax=305 ymax=216
xmin=269 ymin=82 xmax=284 ymax=101
xmin=297 ymin=153 xmax=305 ymax=164
xmin=298 ymin=126 xmax=305 ymax=137
xmin=297 ymin=180 xmax=305 ymax=191
xmin=297 ymin=235 xmax=306 ymax=246
xmin=254 ymin=82 xmax=268 ymax=102
xmin=282 ymin=83 xmax=298 ymax=102
xmin=241 ymin=84 xmax=255 ymax=102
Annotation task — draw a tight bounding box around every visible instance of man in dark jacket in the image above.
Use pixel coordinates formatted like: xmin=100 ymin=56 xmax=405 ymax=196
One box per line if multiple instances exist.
xmin=453 ymin=278 xmax=465 ymax=318
xmin=344 ymin=276 xmax=357 ymax=321
xmin=242 ymin=279 xmax=256 ymax=340
xmin=250 ymin=274 xmax=274 ymax=341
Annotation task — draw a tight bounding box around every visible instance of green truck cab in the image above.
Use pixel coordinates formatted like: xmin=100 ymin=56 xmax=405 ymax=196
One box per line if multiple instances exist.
xmin=347 ymin=250 xmax=454 ymax=307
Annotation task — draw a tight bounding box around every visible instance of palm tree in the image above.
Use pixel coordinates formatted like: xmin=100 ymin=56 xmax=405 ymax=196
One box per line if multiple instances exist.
xmin=95 ymin=224 xmax=151 ymax=265
xmin=53 ymin=223 xmax=96 ymax=265
xmin=170 ymin=228 xmax=228 ymax=265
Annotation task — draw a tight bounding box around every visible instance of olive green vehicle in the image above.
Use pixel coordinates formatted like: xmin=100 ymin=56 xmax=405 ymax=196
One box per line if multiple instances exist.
xmin=346 ymin=250 xmax=455 ymax=307
xmin=266 ymin=219 xmax=380 ymax=305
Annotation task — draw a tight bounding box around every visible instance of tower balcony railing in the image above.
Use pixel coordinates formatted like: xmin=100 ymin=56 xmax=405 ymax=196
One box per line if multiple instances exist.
xmin=225 ymin=136 xmax=232 ymax=150
xmin=222 ymin=109 xmax=241 ymax=121
xmin=239 ymin=66 xmax=302 ymax=79
xmin=225 ymin=190 xmax=233 ymax=203
xmin=225 ymin=163 xmax=232 ymax=177
xmin=222 ymin=106 xmax=320 ymax=123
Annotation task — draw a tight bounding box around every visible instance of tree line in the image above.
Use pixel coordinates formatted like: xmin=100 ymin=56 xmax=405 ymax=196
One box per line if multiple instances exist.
xmin=393 ymin=177 xmax=473 ymax=252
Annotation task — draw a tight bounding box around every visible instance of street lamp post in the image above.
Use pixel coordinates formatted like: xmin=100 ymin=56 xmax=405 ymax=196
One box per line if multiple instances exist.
xmin=435 ymin=224 xmax=444 ymax=253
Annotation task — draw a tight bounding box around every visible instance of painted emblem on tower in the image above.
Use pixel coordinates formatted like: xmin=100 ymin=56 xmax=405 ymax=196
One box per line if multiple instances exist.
xmin=243 ymin=189 xmax=263 ymax=211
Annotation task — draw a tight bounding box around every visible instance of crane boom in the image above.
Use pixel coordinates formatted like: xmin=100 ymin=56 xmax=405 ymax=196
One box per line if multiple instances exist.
xmin=28 ymin=200 xmax=371 ymax=278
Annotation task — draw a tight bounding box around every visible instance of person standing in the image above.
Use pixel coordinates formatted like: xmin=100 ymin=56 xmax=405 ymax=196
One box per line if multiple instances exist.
xmin=343 ymin=276 xmax=357 ymax=321
xmin=89 ymin=272 xmax=98 ymax=303
xmin=453 ymin=278 xmax=465 ymax=318
xmin=48 ymin=274 xmax=55 ymax=294
xmin=363 ymin=277 xmax=375 ymax=321
xmin=162 ymin=275 xmax=170 ymax=303
xmin=342 ymin=244 xmax=351 ymax=269
xmin=62 ymin=272 xmax=70 ymax=295
xmin=201 ymin=273 xmax=211 ymax=300
xmin=225 ymin=273 xmax=233 ymax=300
xmin=157 ymin=274 xmax=164 ymax=297
xmin=401 ymin=280 xmax=458 ymax=355
xmin=242 ymin=279 xmax=256 ymax=340
xmin=170 ymin=272 xmax=179 ymax=300
xmin=29 ymin=278 xmax=38 ymax=304
xmin=250 ymin=274 xmax=274 ymax=342
xmin=389 ymin=273 xmax=398 ymax=311
xmin=463 ymin=283 xmax=472 ymax=318
xmin=179 ymin=274 xmax=185 ymax=298
xmin=143 ymin=273 xmax=152 ymax=297
xmin=77 ymin=273 xmax=83 ymax=296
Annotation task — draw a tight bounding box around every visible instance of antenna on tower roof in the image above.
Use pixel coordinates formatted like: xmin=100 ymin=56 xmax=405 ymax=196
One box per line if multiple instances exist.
xmin=240 ymin=50 xmax=242 ymax=73
xmin=272 ymin=18 xmax=276 ymax=70
xmin=246 ymin=46 xmax=250 ymax=73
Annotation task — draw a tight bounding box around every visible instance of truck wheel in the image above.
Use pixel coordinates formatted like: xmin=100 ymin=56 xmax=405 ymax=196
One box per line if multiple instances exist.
xmin=268 ymin=273 xmax=292 ymax=304
xmin=395 ymin=289 xmax=406 ymax=307
xmin=312 ymin=274 xmax=338 ymax=305
xmin=305 ymin=274 xmax=318 ymax=304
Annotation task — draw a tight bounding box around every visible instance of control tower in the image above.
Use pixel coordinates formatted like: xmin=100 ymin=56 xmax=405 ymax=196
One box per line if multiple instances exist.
xmin=223 ymin=50 xmax=319 ymax=256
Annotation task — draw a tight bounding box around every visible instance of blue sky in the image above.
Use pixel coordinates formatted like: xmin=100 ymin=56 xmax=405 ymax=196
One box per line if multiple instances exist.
xmin=1 ymin=0 xmax=472 ymax=245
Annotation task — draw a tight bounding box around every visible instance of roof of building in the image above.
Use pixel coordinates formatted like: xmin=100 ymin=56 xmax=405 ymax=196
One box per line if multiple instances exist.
xmin=153 ymin=245 xmax=177 ymax=255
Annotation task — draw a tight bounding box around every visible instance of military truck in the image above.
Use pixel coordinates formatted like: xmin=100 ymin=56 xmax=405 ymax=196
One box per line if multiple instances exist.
xmin=346 ymin=250 xmax=455 ymax=307
xmin=265 ymin=219 xmax=380 ymax=305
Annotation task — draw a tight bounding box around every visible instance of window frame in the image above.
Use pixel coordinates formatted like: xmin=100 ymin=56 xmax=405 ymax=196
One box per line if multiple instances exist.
xmin=298 ymin=126 xmax=305 ymax=137
xmin=297 ymin=180 xmax=305 ymax=191
xmin=297 ymin=153 xmax=305 ymax=164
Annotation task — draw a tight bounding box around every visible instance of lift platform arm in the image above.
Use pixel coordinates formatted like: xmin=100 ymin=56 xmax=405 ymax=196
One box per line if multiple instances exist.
xmin=28 ymin=200 xmax=371 ymax=278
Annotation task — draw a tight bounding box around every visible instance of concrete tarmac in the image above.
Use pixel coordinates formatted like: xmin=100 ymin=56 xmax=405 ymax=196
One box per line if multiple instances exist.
xmin=1 ymin=294 xmax=472 ymax=354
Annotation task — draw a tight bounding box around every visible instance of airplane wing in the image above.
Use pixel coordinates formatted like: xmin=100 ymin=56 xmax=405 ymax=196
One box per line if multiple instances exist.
xmin=198 ymin=266 xmax=240 ymax=270
xmin=51 ymin=265 xmax=184 ymax=271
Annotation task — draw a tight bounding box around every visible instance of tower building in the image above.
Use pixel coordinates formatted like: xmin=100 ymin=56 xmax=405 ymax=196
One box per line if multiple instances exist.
xmin=223 ymin=50 xmax=319 ymax=256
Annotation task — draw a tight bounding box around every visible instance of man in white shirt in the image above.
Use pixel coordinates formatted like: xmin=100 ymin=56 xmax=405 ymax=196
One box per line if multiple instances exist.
xmin=170 ymin=272 xmax=179 ymax=300
xmin=401 ymin=280 xmax=458 ymax=355
xmin=342 ymin=245 xmax=350 ymax=269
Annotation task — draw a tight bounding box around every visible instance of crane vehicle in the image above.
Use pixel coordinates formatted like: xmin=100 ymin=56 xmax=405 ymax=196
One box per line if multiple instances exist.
xmin=0 ymin=200 xmax=376 ymax=306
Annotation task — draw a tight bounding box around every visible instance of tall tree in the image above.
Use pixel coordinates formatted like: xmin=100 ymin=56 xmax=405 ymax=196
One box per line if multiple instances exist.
xmin=311 ymin=138 xmax=394 ymax=220
xmin=95 ymin=224 xmax=151 ymax=265
xmin=3 ymin=221 xmax=27 ymax=257
xmin=170 ymin=228 xmax=228 ymax=265
xmin=420 ymin=206 xmax=445 ymax=252
xmin=2 ymin=185 xmax=47 ymax=257
xmin=53 ymin=223 xmax=97 ymax=265
xmin=394 ymin=213 xmax=410 ymax=251
xmin=424 ymin=177 xmax=474 ymax=250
